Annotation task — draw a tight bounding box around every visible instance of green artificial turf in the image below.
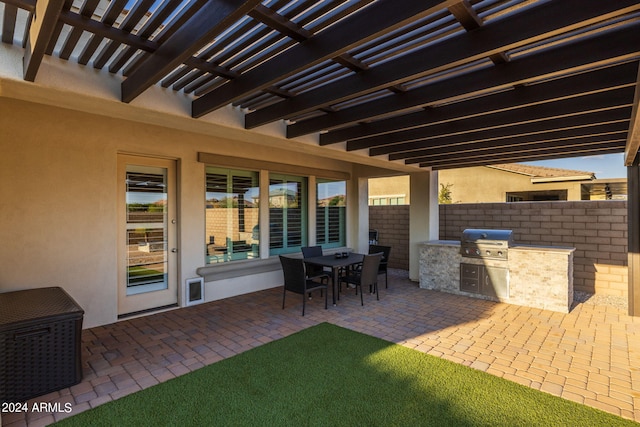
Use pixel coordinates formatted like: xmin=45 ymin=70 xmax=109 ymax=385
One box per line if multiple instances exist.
xmin=55 ymin=323 xmax=637 ymax=427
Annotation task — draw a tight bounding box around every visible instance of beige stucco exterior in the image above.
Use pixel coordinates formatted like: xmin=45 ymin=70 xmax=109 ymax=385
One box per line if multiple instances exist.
xmin=439 ymin=166 xmax=585 ymax=203
xmin=369 ymin=166 xmax=596 ymax=204
xmin=0 ymin=46 xmax=440 ymax=328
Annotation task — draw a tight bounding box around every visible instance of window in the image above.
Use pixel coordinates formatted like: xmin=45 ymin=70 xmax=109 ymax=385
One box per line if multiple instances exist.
xmin=269 ymin=174 xmax=307 ymax=255
xmin=205 ymin=167 xmax=259 ymax=263
xmin=368 ymin=195 xmax=406 ymax=206
xmin=317 ymin=179 xmax=346 ymax=248
xmin=506 ymin=190 xmax=567 ymax=202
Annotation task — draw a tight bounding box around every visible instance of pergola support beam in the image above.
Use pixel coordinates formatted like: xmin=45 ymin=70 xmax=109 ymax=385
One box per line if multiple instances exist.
xmin=22 ymin=0 xmax=66 ymax=81
xmin=122 ymin=0 xmax=261 ymax=103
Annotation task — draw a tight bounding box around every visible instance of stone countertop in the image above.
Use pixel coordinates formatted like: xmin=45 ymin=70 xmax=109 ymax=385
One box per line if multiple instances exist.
xmin=420 ymin=240 xmax=574 ymax=253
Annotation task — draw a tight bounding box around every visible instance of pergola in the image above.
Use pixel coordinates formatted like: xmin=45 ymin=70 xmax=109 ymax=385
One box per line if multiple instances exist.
xmin=1 ymin=0 xmax=640 ymax=314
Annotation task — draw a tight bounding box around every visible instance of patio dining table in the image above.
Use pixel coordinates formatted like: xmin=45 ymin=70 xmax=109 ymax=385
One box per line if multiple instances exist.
xmin=304 ymin=253 xmax=364 ymax=305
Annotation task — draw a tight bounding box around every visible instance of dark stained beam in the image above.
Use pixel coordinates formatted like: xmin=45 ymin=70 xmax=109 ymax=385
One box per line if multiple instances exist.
xmin=77 ymin=0 xmax=128 ymax=65
xmin=625 ymin=61 xmax=640 ymax=165
xmin=192 ymin=0 xmax=460 ymax=118
xmin=59 ymin=0 xmax=100 ymax=60
xmin=1 ymin=0 xmax=35 ymax=12
xmin=248 ymin=4 xmax=311 ymax=42
xmin=448 ymin=0 xmax=481 ymax=30
xmin=348 ymin=87 xmax=634 ymax=151
xmin=93 ymin=0 xmax=156 ymax=70
xmin=22 ymin=0 xmax=66 ymax=81
xmin=248 ymin=4 xmax=367 ymax=72
xmin=57 ymin=10 xmax=158 ymax=53
xmin=403 ymin=133 xmax=628 ymax=165
xmin=2 ymin=4 xmax=18 ymax=44
xmin=369 ymin=107 xmax=631 ymax=157
xmin=109 ymin=0 xmax=186 ymax=74
xmin=289 ymin=22 xmax=640 ymax=139
xmin=628 ymin=164 xmax=640 ymax=316
xmin=448 ymin=0 xmax=508 ymax=64
xmin=391 ymin=123 xmax=629 ymax=161
xmin=427 ymin=144 xmax=625 ymax=170
xmin=321 ymin=62 xmax=638 ymax=145
xmin=122 ymin=0 xmax=262 ymax=103
xmin=122 ymin=0 xmax=208 ymax=77
xmin=248 ymin=0 xmax=640 ymax=129
xmin=422 ymin=141 xmax=625 ymax=169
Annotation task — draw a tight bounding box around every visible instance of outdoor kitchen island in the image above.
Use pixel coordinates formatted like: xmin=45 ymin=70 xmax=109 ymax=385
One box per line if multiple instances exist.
xmin=419 ymin=238 xmax=575 ymax=313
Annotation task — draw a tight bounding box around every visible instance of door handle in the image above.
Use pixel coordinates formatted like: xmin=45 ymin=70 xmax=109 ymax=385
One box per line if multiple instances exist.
xmin=171 ymin=248 xmax=178 ymax=253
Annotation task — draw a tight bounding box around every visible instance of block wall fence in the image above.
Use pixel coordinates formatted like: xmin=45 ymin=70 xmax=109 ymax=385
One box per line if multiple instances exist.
xmin=369 ymin=201 xmax=628 ymax=296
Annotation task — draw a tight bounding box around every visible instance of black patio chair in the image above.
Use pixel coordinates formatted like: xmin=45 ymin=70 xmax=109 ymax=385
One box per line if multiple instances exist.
xmin=339 ymin=253 xmax=383 ymax=306
xmin=301 ymin=246 xmax=330 ymax=279
xmin=279 ymin=256 xmax=328 ymax=316
xmin=369 ymin=245 xmax=391 ymax=288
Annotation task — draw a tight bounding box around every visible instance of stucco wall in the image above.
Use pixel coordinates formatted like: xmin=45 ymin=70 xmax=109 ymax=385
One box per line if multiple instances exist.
xmin=438 ymin=167 xmax=584 ymax=202
xmin=0 ymin=97 xmax=358 ymax=328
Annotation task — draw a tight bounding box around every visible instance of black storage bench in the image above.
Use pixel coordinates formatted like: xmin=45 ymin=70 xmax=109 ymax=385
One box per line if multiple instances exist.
xmin=0 ymin=287 xmax=84 ymax=403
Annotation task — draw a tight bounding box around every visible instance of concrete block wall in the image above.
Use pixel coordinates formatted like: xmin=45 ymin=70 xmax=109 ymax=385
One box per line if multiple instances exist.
xmin=369 ymin=205 xmax=410 ymax=270
xmin=370 ymin=201 xmax=628 ymax=296
xmin=439 ymin=201 xmax=628 ymax=296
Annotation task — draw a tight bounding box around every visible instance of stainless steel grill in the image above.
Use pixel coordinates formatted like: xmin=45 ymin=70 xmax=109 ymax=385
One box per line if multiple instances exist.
xmin=460 ymin=229 xmax=514 ymax=260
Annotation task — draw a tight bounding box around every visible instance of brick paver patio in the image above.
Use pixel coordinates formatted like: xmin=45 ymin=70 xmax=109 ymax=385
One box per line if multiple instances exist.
xmin=4 ymin=269 xmax=640 ymax=426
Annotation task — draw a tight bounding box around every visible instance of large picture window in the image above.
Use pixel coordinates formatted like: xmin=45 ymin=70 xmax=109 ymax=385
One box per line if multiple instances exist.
xmin=205 ymin=167 xmax=259 ymax=263
xmin=269 ymin=174 xmax=307 ymax=255
xmin=317 ymin=179 xmax=346 ymax=248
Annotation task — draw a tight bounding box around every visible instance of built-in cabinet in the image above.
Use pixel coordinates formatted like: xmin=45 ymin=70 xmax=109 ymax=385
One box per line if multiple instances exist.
xmin=460 ymin=263 xmax=508 ymax=298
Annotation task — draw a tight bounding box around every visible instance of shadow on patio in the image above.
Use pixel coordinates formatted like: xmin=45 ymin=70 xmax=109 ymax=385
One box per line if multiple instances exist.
xmin=5 ymin=269 xmax=640 ymax=426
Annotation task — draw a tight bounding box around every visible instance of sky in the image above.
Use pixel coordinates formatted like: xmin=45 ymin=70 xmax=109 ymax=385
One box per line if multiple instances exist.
xmin=522 ymin=153 xmax=627 ymax=179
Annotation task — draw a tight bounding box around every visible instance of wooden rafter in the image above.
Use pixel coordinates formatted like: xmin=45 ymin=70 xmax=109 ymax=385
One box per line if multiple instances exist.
xmin=292 ymin=22 xmax=640 ymax=140
xmin=122 ymin=0 xmax=262 ymax=104
xmin=347 ymin=87 xmax=634 ymax=151
xmin=246 ymin=0 xmax=640 ymax=130
xmin=387 ymin=123 xmax=630 ymax=161
xmin=321 ymin=62 xmax=639 ymax=145
xmin=192 ymin=0 xmax=460 ymax=118
xmin=0 ymin=0 xmax=637 ymax=170
xmin=22 ymin=0 xmax=66 ymax=81
xmin=372 ymin=108 xmax=631 ymax=158
xmin=625 ymin=63 xmax=640 ymax=166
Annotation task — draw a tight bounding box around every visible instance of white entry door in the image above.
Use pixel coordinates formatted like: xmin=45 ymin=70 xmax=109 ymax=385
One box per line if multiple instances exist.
xmin=118 ymin=155 xmax=178 ymax=317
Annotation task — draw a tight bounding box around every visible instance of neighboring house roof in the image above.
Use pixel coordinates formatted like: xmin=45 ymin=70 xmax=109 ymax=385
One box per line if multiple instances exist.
xmin=488 ymin=164 xmax=595 ymax=183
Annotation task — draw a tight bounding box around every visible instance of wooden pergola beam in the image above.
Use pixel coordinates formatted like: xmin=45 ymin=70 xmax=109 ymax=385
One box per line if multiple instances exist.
xmin=247 ymin=0 xmax=640 ymax=130
xmin=405 ymin=134 xmax=627 ymax=165
xmin=22 ymin=0 xmax=66 ymax=81
xmin=321 ymin=62 xmax=638 ymax=145
xmin=369 ymin=107 xmax=631 ymax=157
xmin=290 ymin=22 xmax=640 ymax=139
xmin=625 ymin=63 xmax=640 ymax=166
xmin=122 ymin=0 xmax=262 ymax=103
xmin=192 ymin=0 xmax=459 ymax=118
xmin=429 ymin=146 xmax=625 ymax=170
xmin=348 ymin=87 xmax=634 ymax=151
xmin=391 ymin=124 xmax=629 ymax=161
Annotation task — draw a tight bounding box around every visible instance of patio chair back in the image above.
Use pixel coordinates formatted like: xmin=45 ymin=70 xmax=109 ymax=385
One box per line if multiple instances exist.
xmin=301 ymin=246 xmax=323 ymax=258
xmin=279 ymin=255 xmax=327 ymax=315
xmin=369 ymin=244 xmax=391 ymax=288
xmin=301 ymin=245 xmax=326 ymax=278
xmin=360 ymin=253 xmax=383 ymax=289
xmin=341 ymin=253 xmax=382 ymax=306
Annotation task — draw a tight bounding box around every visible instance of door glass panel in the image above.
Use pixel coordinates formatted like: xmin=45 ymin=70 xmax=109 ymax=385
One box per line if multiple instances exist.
xmin=126 ymin=167 xmax=168 ymax=295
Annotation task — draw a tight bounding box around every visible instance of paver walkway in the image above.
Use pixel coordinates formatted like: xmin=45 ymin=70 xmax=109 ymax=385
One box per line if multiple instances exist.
xmin=4 ymin=269 xmax=640 ymax=426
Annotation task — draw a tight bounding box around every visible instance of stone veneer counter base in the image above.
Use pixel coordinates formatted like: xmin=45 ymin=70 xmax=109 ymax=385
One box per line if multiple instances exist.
xmin=419 ymin=241 xmax=575 ymax=313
